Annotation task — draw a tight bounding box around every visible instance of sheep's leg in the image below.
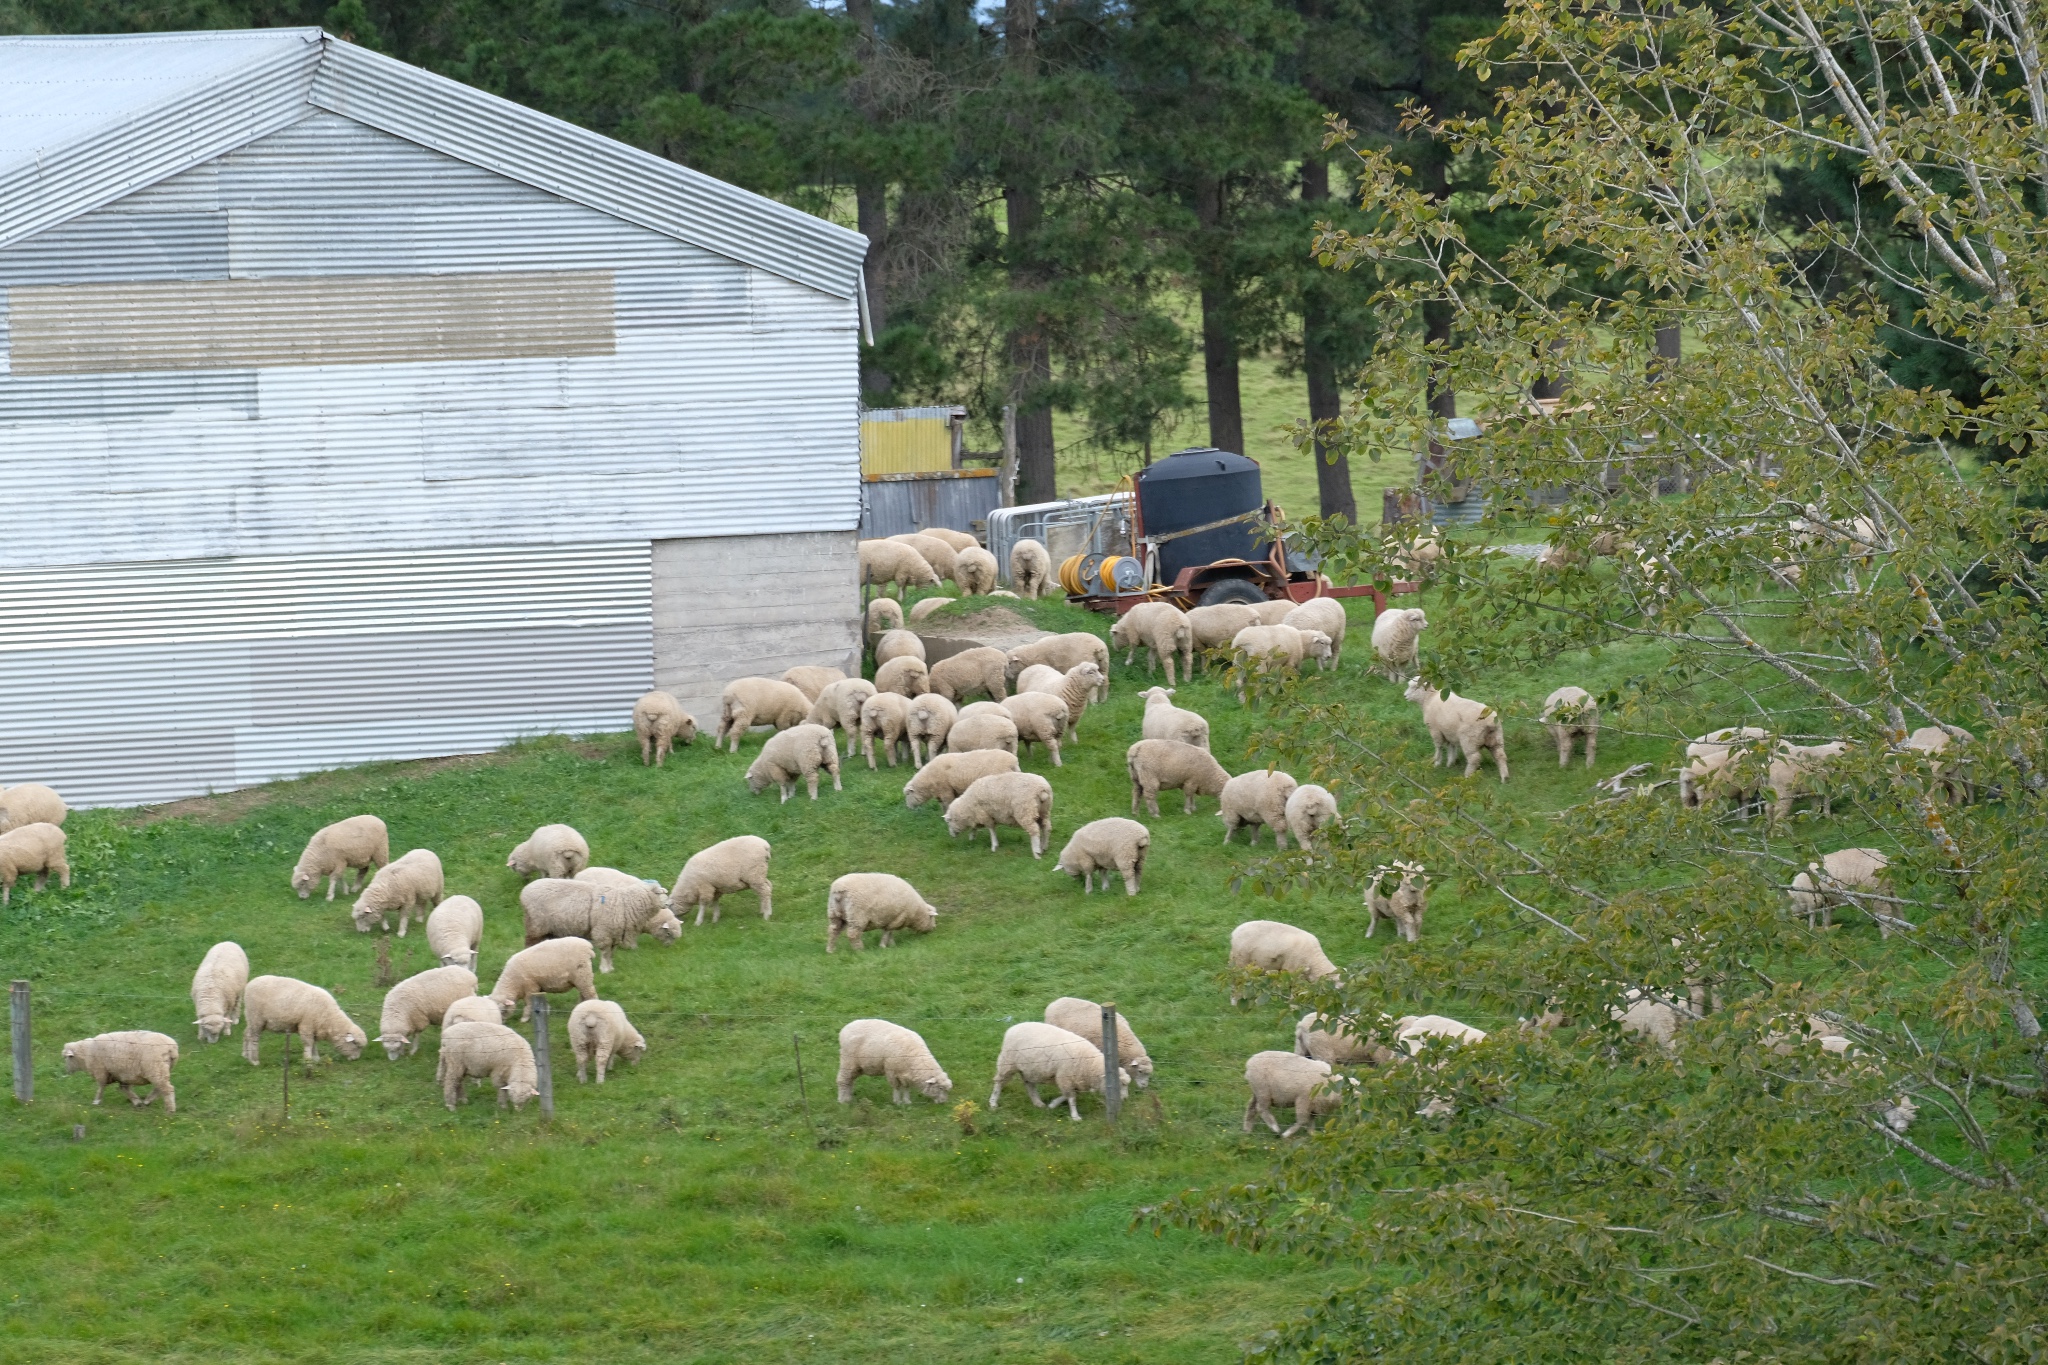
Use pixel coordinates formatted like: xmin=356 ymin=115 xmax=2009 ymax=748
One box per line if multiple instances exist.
xmin=1365 ymin=911 xmax=1379 ymax=938
xmin=596 ymin=1042 xmax=613 ymax=1083
xmin=836 ymin=1067 xmax=857 ymax=1103
xmin=599 ymin=946 xmax=615 ymax=974
xmin=1494 ymin=744 xmax=1510 ymax=783
xmin=806 ymin=771 xmax=820 ymax=800
xmin=988 ymin=825 xmax=1000 ymax=852
xmin=1122 ymin=860 xmax=1141 ymax=896
xmin=1222 ymin=819 xmax=1236 ymax=845
xmin=91 ymin=1079 xmax=108 ymax=1106
xmin=988 ymin=1074 xmax=1007 ymax=1108
xmin=881 ymin=930 xmax=895 ymax=947
xmin=1065 ymin=1091 xmax=1083 ymax=1121
xmin=1048 ymin=739 xmax=1061 ymax=768
xmin=1242 ymin=1097 xmax=1259 ymax=1133
xmin=1024 ymin=1082 xmax=1047 ymax=1108
xmin=1462 ymin=744 xmax=1482 ymax=779
xmin=1555 ymin=728 xmax=1571 ymax=767
xmin=1258 ymin=1098 xmax=1281 ymax=1134
xmin=575 ymin=1050 xmax=590 ymax=1084
xmin=1584 ymin=729 xmax=1597 ymax=769
xmin=863 ymin=737 xmax=877 ymax=770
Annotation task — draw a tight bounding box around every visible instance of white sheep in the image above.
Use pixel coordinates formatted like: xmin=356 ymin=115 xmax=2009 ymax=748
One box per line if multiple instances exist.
xmin=945 ymin=707 xmax=1019 ymax=756
xmin=377 ymin=965 xmax=480 ymax=1059
xmin=1230 ymin=624 xmax=1332 ymax=695
xmin=836 ymin=1019 xmax=952 ymax=1102
xmin=190 ymin=941 xmax=249 ymax=1044
xmin=891 ymin=531 xmax=960 ymax=583
xmin=0 ymin=823 xmax=68 ymax=906
xmin=954 ymin=546 xmax=999 ymax=595
xmin=489 ymin=938 xmax=598 ymax=1022
xmin=506 ymin=823 xmax=590 ymax=881
xmin=1005 ymin=634 xmax=1110 ymax=695
xmin=929 ymin=646 xmax=1010 ymax=704
xmin=1284 ymin=784 xmax=1339 ymax=852
xmin=1249 ymin=600 xmax=1296 ymax=625
xmin=715 ymin=677 xmax=813 ymax=752
xmin=1127 ymin=738 xmax=1231 ymax=817
xmin=441 ymin=995 xmax=502 ymax=1029
xmin=866 ymin=595 xmax=905 ymax=638
xmin=1282 ymin=597 xmax=1348 ymax=669
xmin=1014 ymin=663 xmax=1064 ymax=694
xmin=1219 ymin=769 xmax=1298 ymax=847
xmin=526 ymin=874 xmax=682 ymax=971
xmin=920 ymin=527 xmax=981 ymax=552
xmin=1294 ymin=1013 xmax=1393 ymax=1066
xmin=1767 ymin=740 xmax=1849 ymax=824
xmin=904 ymin=692 xmax=959 ymax=764
xmin=859 ymin=691 xmax=914 ymax=769
xmin=1243 ymin=1050 xmax=1343 ymax=1136
xmin=1788 ymin=848 xmax=1893 ymax=932
xmin=908 ymin=596 xmax=956 ymax=623
xmin=669 ymin=835 xmax=774 ymax=925
xmin=569 ymin=999 xmax=647 ymax=1083
xmin=874 ymin=655 xmax=932 ymax=699
xmin=809 ymin=677 xmax=878 ymax=759
xmin=1678 ymin=726 xmax=1770 ymax=807
xmin=1903 ymin=724 xmax=1973 ymax=802
xmin=989 ymin=1022 xmax=1129 ymax=1120
xmin=903 ymin=750 xmax=1020 ymax=811
xmin=1541 ymin=686 xmax=1599 ymax=768
xmin=1022 ymin=661 xmax=1102 ymax=739
xmin=1405 ymin=678 xmax=1509 ymax=782
xmin=1044 ymin=997 xmax=1154 ymax=1087
xmin=0 ymin=782 xmax=66 ymax=833
xmin=1001 ymin=691 xmax=1070 ymax=766
xmin=1366 ymin=862 xmax=1429 ymax=942
xmin=874 ymin=629 xmax=927 ymax=667
xmin=827 ymin=873 xmax=939 ymax=951
xmin=781 ymin=665 xmax=847 ymax=704
xmin=1228 ymin=920 xmax=1339 ymax=1002
xmin=859 ymin=538 xmax=942 ymax=596
xmin=1370 ymin=607 xmax=1427 ymax=679
xmin=425 ymin=895 xmax=484 ymax=972
xmin=1392 ymin=1014 xmax=1488 ymax=1053
xmin=1112 ymin=603 xmax=1194 ymax=684
xmin=632 ymin=691 xmax=698 ymax=766
xmin=1185 ymin=603 xmax=1263 ymax=655
xmin=746 ymin=723 xmax=843 ymax=801
xmin=1395 ymin=534 xmax=1443 ymax=580
xmin=436 ymin=1021 xmax=540 ymax=1111
xmin=62 ymin=1031 xmax=179 ymax=1114
xmin=945 ymin=771 xmax=1054 ymax=856
xmin=290 ymin=815 xmax=390 ymax=901
xmin=1614 ymin=998 xmax=1684 ymax=1053
xmin=1055 ymin=817 xmax=1150 ymax=896
xmin=1010 ymin=538 xmax=1052 ymax=599
xmin=350 ymin=848 xmax=445 ymax=935
xmin=241 ymin=976 xmax=366 ymax=1064
xmin=1137 ymin=686 xmax=1210 ymax=750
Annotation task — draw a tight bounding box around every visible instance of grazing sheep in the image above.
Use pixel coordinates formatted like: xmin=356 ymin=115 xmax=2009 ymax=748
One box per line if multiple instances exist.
xmin=190 ymin=942 xmax=250 ymax=1044
xmin=290 ymin=815 xmax=390 ymax=900
xmin=989 ymin=1022 xmax=1129 ymax=1121
xmin=0 ymin=822 xmax=68 ymax=906
xmin=425 ymin=895 xmax=484 ymax=972
xmin=0 ymin=782 xmax=66 ymax=834
xmin=1614 ymin=998 xmax=1684 ymax=1053
xmin=62 ymin=1032 xmax=179 ymax=1114
xmin=569 ymin=999 xmax=646 ymax=1083
xmin=715 ymin=677 xmax=813 ymax=752
xmin=1396 ymin=534 xmax=1443 ymax=580
xmin=1243 ymin=1051 xmax=1342 ymax=1136
xmin=810 ymin=677 xmax=880 ymax=758
xmin=241 ymin=976 xmax=366 ymax=1064
xmin=1055 ymin=817 xmax=1150 ymax=896
xmin=1219 ymin=769 xmax=1299 ymax=848
xmin=1365 ymin=862 xmax=1429 ymax=942
xmin=1789 ymin=848 xmax=1893 ymax=932
xmin=350 ymin=848 xmax=445 ymax=935
xmin=1014 ymin=663 xmax=1064 ymax=694
xmin=1005 ymin=634 xmax=1110 ymax=695
xmin=1045 ymin=997 xmax=1153 ymax=1087
xmin=903 ymin=750 xmax=1020 ymax=811
xmin=1248 ymin=600 xmax=1297 ymax=626
xmin=1010 ymin=538 xmax=1052 ymax=599
xmin=1127 ymin=738 xmax=1231 ymax=818
xmin=1282 ymin=597 xmax=1348 ymax=669
xmin=1392 ymin=1015 xmax=1488 ymax=1053
xmin=376 ymin=965 xmax=480 ymax=1059
xmin=891 ymin=532 xmax=960 ymax=584
xmin=1284 ymin=784 xmax=1339 ymax=852
xmin=954 ymin=546 xmax=999 ymax=596
xmin=1229 ymin=920 xmax=1339 ymax=1002
xmin=1021 ymin=661 xmax=1103 ymax=741
xmin=1370 ymin=608 xmax=1428 ymax=679
xmin=945 ymin=707 xmax=1019 ymax=756
xmin=860 ymin=538 xmax=942 ymax=596
xmin=488 ymin=938 xmax=598 ymax=1023
xmin=1294 ymin=1013 xmax=1394 ymax=1067
xmin=746 ymin=722 xmax=844 ymax=802
xmin=866 ymin=595 xmax=905 ymax=638
xmin=874 ymin=655 xmax=931 ymax=699
xmin=1903 ymin=724 xmax=1973 ymax=803
xmin=826 ymin=873 xmax=939 ymax=951
xmin=556 ymin=871 xmax=684 ymax=971
xmin=837 ymin=1019 xmax=952 ymax=1103
xmin=907 ymin=596 xmax=955 ymax=623
xmin=506 ymin=824 xmax=590 ymax=881
xmin=632 ymin=691 xmax=698 ymax=766
xmin=436 ymin=1021 xmax=540 ymax=1111
xmin=1001 ymin=691 xmax=1070 ymax=766
xmin=929 ymin=646 xmax=1010 ymax=704
xmin=874 ymin=629 xmax=927 ymax=667
xmin=781 ymin=665 xmax=847 ymax=704
xmin=1137 ymin=686 xmax=1210 ymax=750
xmin=1186 ymin=603 xmax=1263 ymax=655
xmin=1541 ymin=686 xmax=1599 ymax=768
xmin=945 ymin=771 xmax=1054 ymax=856
xmin=859 ymin=691 xmax=914 ymax=769
xmin=669 ymin=835 xmax=774 ymax=926
xmin=1767 ymin=740 xmax=1849 ymax=824
xmin=904 ymin=692 xmax=959 ymax=764
xmin=1679 ymin=726 xmax=1770 ymax=808
xmin=1405 ymin=678 xmax=1509 ymax=782
xmin=920 ymin=527 xmax=981 ymax=553
xmin=1112 ymin=603 xmax=1194 ymax=684
xmin=1230 ymin=624 xmax=1333 ymax=693
xmin=440 ymin=995 xmax=502 ymax=1029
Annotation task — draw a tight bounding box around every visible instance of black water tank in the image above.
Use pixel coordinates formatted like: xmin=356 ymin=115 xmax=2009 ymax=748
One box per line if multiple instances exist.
xmin=1135 ymin=447 xmax=1265 ymax=584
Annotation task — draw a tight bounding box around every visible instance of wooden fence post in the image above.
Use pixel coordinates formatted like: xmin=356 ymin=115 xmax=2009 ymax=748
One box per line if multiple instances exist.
xmin=10 ymin=981 xmax=30 ymax=1105
xmin=531 ymin=997 xmax=554 ymax=1119
xmin=1101 ymin=1001 xmax=1121 ymax=1126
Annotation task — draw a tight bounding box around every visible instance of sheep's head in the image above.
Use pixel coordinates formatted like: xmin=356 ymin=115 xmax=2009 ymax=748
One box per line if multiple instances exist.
xmin=942 ymin=805 xmax=968 ymax=837
xmin=903 ymin=783 xmax=931 ymax=810
xmin=290 ymin=865 xmax=318 ymax=899
xmin=195 ymin=1014 xmax=234 ymax=1044
xmin=745 ymin=763 xmax=772 ymax=796
xmin=349 ymin=899 xmax=383 ymax=933
xmin=60 ymin=1042 xmax=87 ymax=1074
xmin=912 ymin=904 xmax=938 ymax=931
xmin=377 ymin=1032 xmax=410 ymax=1062
xmin=649 ymin=910 xmax=683 ymax=946
xmin=621 ymin=1034 xmax=649 ymax=1067
xmin=1403 ymin=677 xmax=1435 ymax=704
xmin=1128 ymin=1054 xmax=1155 ymax=1089
xmin=502 ymin=1080 xmax=540 ymax=1110
xmin=1137 ymin=687 xmax=1174 ymax=707
xmin=919 ymin=1070 xmax=953 ymax=1102
xmin=676 ymin=715 xmax=699 ymax=745
xmin=334 ymin=1030 xmax=365 ymax=1061
xmin=1300 ymin=630 xmax=1333 ymax=661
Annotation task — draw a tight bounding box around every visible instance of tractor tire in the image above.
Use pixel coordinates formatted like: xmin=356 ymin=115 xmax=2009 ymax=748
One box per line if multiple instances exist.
xmin=1196 ymin=577 xmax=1269 ymax=607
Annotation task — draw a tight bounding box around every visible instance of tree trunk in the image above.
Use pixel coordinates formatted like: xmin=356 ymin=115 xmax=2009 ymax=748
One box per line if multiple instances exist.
xmin=1422 ymin=299 xmax=1456 ymax=485
xmin=849 ymin=0 xmax=890 ymax=398
xmin=1194 ymin=177 xmax=1245 ymax=455
xmin=1005 ymin=0 xmax=1057 ymax=503
xmin=1299 ymin=157 xmax=1354 ymax=522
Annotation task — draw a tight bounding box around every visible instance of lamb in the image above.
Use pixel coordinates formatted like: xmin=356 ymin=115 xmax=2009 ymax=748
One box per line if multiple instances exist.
xmin=826 ymin=873 xmax=939 ymax=951
xmin=873 ymin=655 xmax=931 ymax=699
xmin=989 ymin=1022 xmax=1129 ymax=1120
xmin=903 ymin=750 xmax=1019 ymax=811
xmin=1022 ymin=661 xmax=1102 ymax=739
xmin=866 ymin=595 xmax=905 ymax=638
xmin=668 ymin=835 xmax=773 ymax=925
xmin=1282 ymin=597 xmax=1348 ymax=669
xmin=1219 ymin=769 xmax=1299 ymax=847
xmin=1009 ymin=538 xmax=1052 ymax=599
xmin=1186 ymin=603 xmax=1263 ymax=654
xmin=859 ymin=538 xmax=941 ymax=596
xmin=954 ymin=546 xmax=999 ymax=595
xmin=907 ymin=596 xmax=955 ymax=623
xmin=1540 ymin=686 xmax=1599 ymax=768
xmin=1137 ymin=686 xmax=1210 ymax=750
xmin=425 ymin=895 xmax=484 ymax=972
xmin=1005 ymin=633 xmax=1110 ymax=695
xmin=1284 ymin=784 xmax=1339 ymax=851
xmin=810 ymin=677 xmax=879 ymax=758
xmin=62 ymin=1032 xmax=179 ymax=1114
xmin=1370 ymin=608 xmax=1428 ymax=679
xmin=1044 ymin=997 xmax=1154 ymax=1087
xmin=1112 ymin=602 xmax=1194 ymax=684
xmin=1243 ymin=1051 xmax=1343 ymax=1136
xmin=436 ymin=1021 xmax=541 ymax=1111
xmin=874 ymin=629 xmax=927 ymax=667
xmin=945 ymin=771 xmax=1054 ymax=856
xmin=631 ymin=691 xmax=698 ymax=766
xmin=715 ymin=677 xmax=813 ymax=752
xmin=1365 ymin=862 xmax=1429 ymax=942
xmin=1392 ymin=1014 xmax=1488 ymax=1053
xmin=1788 ymin=848 xmax=1893 ymax=932
xmin=945 ymin=707 xmax=1019 ymax=756
xmin=859 ymin=691 xmax=913 ymax=768
xmin=781 ymin=665 xmax=847 ymax=704
xmin=0 ymin=822 xmax=68 ymax=906
xmin=241 ymin=976 xmax=366 ymax=1064
xmin=1229 ymin=624 xmax=1333 ymax=693
xmin=929 ymin=646 xmax=1010 ymax=703
xmin=350 ymin=848 xmax=445 ymax=935
xmin=1014 ymin=663 xmax=1065 ymax=694
xmin=1294 ymin=1013 xmax=1394 ymax=1067
xmin=890 ymin=531 xmax=960 ymax=583
xmin=1767 ymin=740 xmax=1849 ymax=824
xmin=919 ymin=527 xmax=981 ymax=553
xmin=506 ymin=823 xmax=590 ymax=881
xmin=1405 ymin=678 xmax=1509 ymax=782
xmin=903 ymin=692 xmax=959 ymax=764
xmin=1679 ymin=726 xmax=1769 ymax=808
xmin=1903 ymin=724 xmax=1973 ymax=803
xmin=1127 ymin=738 xmax=1231 ymax=817
xmin=1055 ymin=817 xmax=1150 ymax=896
xmin=524 ymin=875 xmax=682 ymax=972
xmin=440 ymin=995 xmax=503 ymax=1029
xmin=0 ymin=782 xmax=66 ymax=833
xmin=746 ymin=722 xmax=843 ymax=801
xmin=569 ymin=999 xmax=647 ymax=1083
xmin=376 ymin=965 xmax=480 ymax=1059
xmin=837 ymin=1019 xmax=952 ymax=1103
xmin=1001 ymin=691 xmax=1070 ymax=766
xmin=190 ymin=941 xmax=250 ymax=1043
xmin=290 ymin=815 xmax=390 ymax=900
xmin=488 ymin=938 xmax=598 ymax=1022
xmin=1229 ymin=920 xmax=1339 ymax=1002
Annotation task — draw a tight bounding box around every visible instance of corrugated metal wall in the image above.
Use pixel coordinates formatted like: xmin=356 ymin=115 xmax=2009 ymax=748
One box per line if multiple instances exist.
xmin=859 ymin=471 xmax=1003 ymax=540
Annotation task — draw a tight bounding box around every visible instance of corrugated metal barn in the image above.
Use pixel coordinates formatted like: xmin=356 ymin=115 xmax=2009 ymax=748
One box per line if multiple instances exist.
xmin=0 ymin=28 xmax=867 ymax=807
